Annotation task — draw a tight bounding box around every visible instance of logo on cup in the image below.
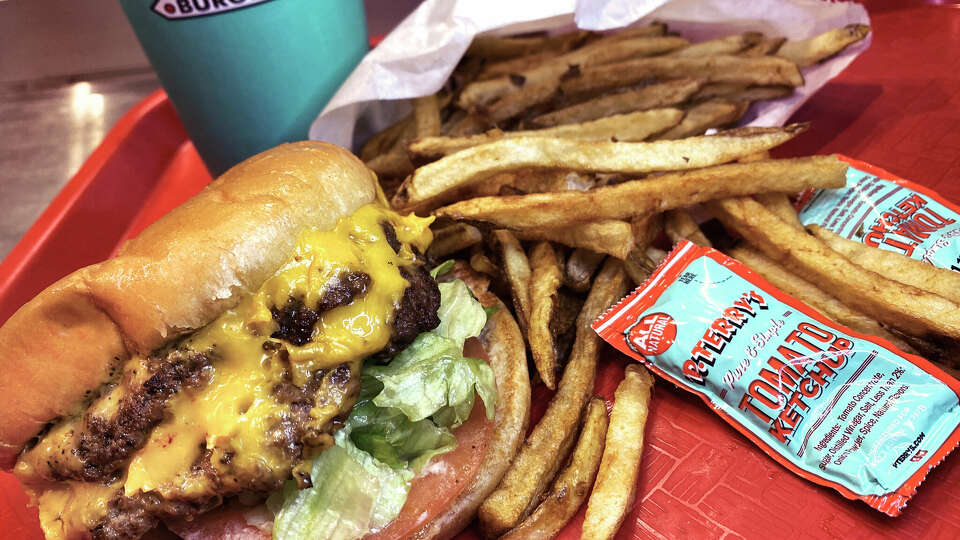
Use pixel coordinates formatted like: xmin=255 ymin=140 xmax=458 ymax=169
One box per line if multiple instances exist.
xmin=152 ymin=0 xmax=275 ymax=20
xmin=625 ymin=312 xmax=676 ymax=356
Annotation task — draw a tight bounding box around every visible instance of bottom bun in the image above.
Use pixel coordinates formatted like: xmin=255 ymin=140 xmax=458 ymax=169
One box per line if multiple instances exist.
xmin=167 ymin=282 xmax=530 ymax=540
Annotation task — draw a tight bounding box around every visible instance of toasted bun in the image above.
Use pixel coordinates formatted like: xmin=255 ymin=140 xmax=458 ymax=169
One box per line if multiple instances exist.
xmin=0 ymin=141 xmax=378 ymax=469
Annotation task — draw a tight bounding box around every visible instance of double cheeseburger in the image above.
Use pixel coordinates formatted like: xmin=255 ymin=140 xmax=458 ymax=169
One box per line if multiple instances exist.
xmin=0 ymin=142 xmax=529 ymax=539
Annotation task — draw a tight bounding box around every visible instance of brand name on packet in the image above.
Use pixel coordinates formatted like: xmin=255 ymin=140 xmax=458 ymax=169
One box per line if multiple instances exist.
xmin=684 ymin=291 xmax=767 ymax=385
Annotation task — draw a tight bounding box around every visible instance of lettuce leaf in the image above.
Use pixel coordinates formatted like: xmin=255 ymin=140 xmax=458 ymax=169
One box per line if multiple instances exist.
xmin=271 ymin=429 xmax=413 ymax=539
xmin=273 ymin=278 xmax=494 ymax=540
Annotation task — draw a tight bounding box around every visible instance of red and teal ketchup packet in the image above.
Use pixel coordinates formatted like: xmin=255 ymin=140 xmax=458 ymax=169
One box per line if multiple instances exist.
xmin=593 ymin=240 xmax=960 ymax=516
xmin=798 ymin=155 xmax=960 ymax=271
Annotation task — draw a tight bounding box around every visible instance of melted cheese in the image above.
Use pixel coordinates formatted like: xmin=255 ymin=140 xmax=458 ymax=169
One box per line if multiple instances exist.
xmin=18 ymin=203 xmax=433 ymax=539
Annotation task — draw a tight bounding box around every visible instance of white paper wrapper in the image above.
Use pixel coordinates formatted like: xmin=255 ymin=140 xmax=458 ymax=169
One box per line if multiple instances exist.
xmin=309 ymin=0 xmax=870 ymax=150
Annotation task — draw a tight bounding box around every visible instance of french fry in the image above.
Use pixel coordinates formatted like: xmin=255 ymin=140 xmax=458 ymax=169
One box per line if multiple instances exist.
xmin=691 ymin=82 xmax=746 ymax=101
xmin=565 ymin=248 xmax=605 ymax=293
xmin=395 ymin=125 xmax=809 ymax=209
xmin=410 ymin=108 xmax=685 ymax=158
xmin=740 ymin=36 xmax=786 ymax=57
xmin=427 ymin=223 xmax=483 ymax=259
xmin=513 ymin=220 xmax=634 ymax=259
xmin=413 ymin=94 xmax=442 ymax=138
xmin=558 ymin=55 xmax=804 ymax=98
xmin=631 ymin=213 xmax=663 ymax=251
xmin=623 ymin=247 xmax=665 ymax=286
xmin=359 ymin=114 xmax=410 ymax=162
xmin=459 ymin=36 xmax=690 ymax=110
xmin=707 ymin=196 xmax=960 ymax=343
xmin=582 ymin=364 xmax=654 ymax=540
xmin=466 ymin=30 xmax=590 ymax=60
xmin=365 ymin=119 xmax=416 ymax=177
xmin=493 ymin=230 xmax=533 ymax=333
xmin=446 ymin=112 xmax=491 ymax=136
xmin=478 ymin=259 xmax=628 ymax=537
xmin=664 ymin=208 xmax=712 ymax=247
xmin=723 ymin=85 xmax=794 ymax=102
xmin=434 ymin=155 xmax=846 ymax=229
xmin=809 ymin=224 xmax=960 ymax=305
xmin=457 ymin=169 xmax=592 ymax=200
xmin=754 ymin=192 xmax=801 ymax=228
xmin=669 ymin=32 xmax=763 ymax=57
xmin=470 ymin=246 xmax=500 ymax=277
xmin=778 ymin=24 xmax=870 ymax=68
xmin=655 ymin=100 xmax=744 ymax=140
xmin=529 ymin=78 xmax=705 ymax=127
xmin=479 ymin=50 xmax=565 ymax=80
xmin=481 ymin=78 xmax=562 ymax=123
xmin=728 ymin=244 xmax=917 ymax=354
xmin=528 ymin=242 xmax=563 ymax=389
xmin=500 ymin=397 xmax=608 ymax=540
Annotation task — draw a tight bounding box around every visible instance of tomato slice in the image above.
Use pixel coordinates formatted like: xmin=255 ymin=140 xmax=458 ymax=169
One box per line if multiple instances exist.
xmin=364 ymin=338 xmax=494 ymax=539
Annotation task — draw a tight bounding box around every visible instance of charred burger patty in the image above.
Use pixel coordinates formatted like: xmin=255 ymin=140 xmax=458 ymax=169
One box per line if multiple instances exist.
xmin=14 ymin=206 xmax=440 ymax=539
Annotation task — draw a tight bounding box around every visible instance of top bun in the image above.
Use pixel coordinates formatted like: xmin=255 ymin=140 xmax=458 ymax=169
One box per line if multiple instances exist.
xmin=0 ymin=141 xmax=378 ymax=468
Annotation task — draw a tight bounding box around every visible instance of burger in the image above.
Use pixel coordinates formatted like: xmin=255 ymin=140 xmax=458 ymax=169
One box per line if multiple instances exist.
xmin=0 ymin=142 xmax=529 ymax=539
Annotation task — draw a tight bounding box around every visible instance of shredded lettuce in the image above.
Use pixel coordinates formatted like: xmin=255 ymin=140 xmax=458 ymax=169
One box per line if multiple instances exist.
xmin=272 ymin=277 xmax=497 ymax=540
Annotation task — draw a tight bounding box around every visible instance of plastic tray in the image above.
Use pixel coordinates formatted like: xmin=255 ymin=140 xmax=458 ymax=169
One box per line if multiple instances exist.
xmin=4 ymin=1 xmax=960 ymax=538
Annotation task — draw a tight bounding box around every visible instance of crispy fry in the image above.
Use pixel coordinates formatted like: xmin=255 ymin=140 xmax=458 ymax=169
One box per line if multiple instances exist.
xmin=500 ymin=397 xmax=608 ymax=540
xmin=778 ymin=24 xmax=870 ymax=68
xmin=708 ymin=196 xmax=960 ymax=343
xmin=754 ymin=192 xmax=801 ymax=228
xmin=623 ymin=247 xmax=662 ymax=286
xmin=447 ymin=113 xmax=491 ymax=136
xmin=482 ymin=79 xmax=562 ymax=123
xmin=809 ymin=224 xmax=960 ymax=305
xmin=691 ymin=82 xmax=746 ymax=101
xmin=739 ymin=36 xmax=786 ymax=57
xmin=395 ymin=125 xmax=808 ymax=209
xmin=728 ymin=244 xmax=917 ymax=353
xmin=669 ymin=32 xmax=763 ymax=57
xmin=470 ymin=246 xmax=500 ymax=278
xmin=582 ymin=364 xmax=654 ymax=540
xmin=434 ymin=155 xmax=846 ymax=229
xmin=530 ymin=78 xmax=704 ymax=127
xmin=479 ymin=50 xmax=561 ymax=80
xmin=466 ymin=30 xmax=590 ymax=60
xmin=478 ymin=260 xmax=628 ymax=537
xmin=631 ymin=213 xmax=662 ymax=251
xmin=410 ymin=108 xmax=684 ymax=157
xmin=365 ymin=118 xmax=416 ymax=177
xmin=493 ymin=230 xmax=533 ymax=333
xmin=513 ymin=220 xmax=634 ymax=259
xmin=459 ymin=37 xmax=690 ymax=110
xmin=723 ymin=85 xmax=794 ymax=102
xmin=413 ymin=94 xmax=442 ymax=138
xmin=655 ymin=100 xmax=743 ymax=140
xmin=565 ymin=249 xmax=605 ymax=293
xmin=664 ymin=208 xmax=712 ymax=247
xmin=427 ymin=223 xmax=483 ymax=259
xmin=528 ymin=242 xmax=563 ymax=389
xmin=559 ymin=55 xmax=804 ymax=98
xmin=359 ymin=114 xmax=411 ymax=162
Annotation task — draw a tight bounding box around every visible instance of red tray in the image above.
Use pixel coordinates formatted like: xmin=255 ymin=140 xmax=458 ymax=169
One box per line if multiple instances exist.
xmin=5 ymin=1 xmax=960 ymax=538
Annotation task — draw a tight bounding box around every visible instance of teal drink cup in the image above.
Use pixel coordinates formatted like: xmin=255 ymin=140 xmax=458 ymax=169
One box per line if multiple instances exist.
xmin=118 ymin=0 xmax=368 ymax=175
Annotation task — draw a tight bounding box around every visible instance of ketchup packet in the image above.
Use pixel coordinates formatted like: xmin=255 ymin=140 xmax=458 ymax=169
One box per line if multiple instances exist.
xmin=593 ymin=240 xmax=960 ymax=516
xmin=798 ymin=155 xmax=960 ymax=271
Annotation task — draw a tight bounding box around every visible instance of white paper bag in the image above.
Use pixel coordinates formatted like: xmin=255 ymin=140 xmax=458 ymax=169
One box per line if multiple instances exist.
xmin=309 ymin=0 xmax=870 ymax=150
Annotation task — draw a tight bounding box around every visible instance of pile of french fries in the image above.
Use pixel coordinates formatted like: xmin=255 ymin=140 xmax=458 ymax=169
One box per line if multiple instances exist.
xmin=361 ymin=21 xmax=873 ymax=540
